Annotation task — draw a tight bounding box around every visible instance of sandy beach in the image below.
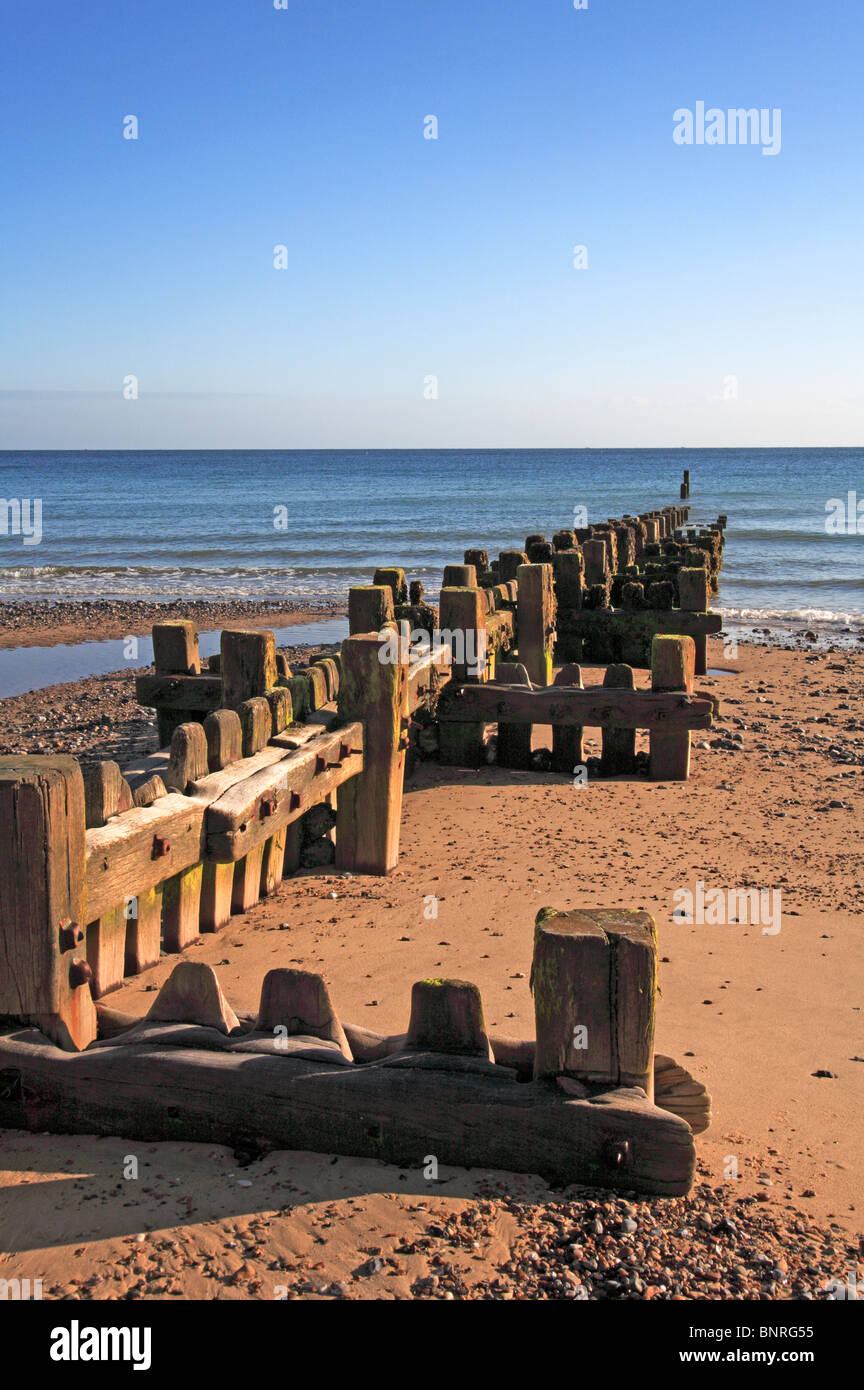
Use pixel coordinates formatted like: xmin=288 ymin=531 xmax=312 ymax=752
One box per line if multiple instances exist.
xmin=1 ymin=630 xmax=861 ymax=1300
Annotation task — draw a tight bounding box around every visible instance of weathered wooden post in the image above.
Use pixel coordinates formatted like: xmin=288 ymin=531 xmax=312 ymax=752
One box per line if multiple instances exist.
xmin=199 ymin=709 xmax=242 ymax=931
xmin=405 ymin=979 xmax=492 ymax=1059
xmin=677 ymin=566 xmax=710 ymax=675
xmin=437 ymin=587 xmax=488 ymax=768
xmin=372 ymin=567 xmax=408 ymax=604
xmin=550 ymin=663 xmax=584 ymax=776
xmin=348 ymin=585 xmax=394 ymax=636
xmin=650 ymin=634 xmax=695 ymax=780
xmin=531 ymin=906 xmax=656 ymax=1097
xmin=442 ymin=564 xmax=477 ymax=588
xmin=335 ymin=630 xmax=408 ymax=875
xmin=516 ymin=563 xmax=556 ymax=687
xmin=495 ymin=661 xmax=533 ymax=769
xmin=84 ymin=762 xmax=134 ymax=997
xmin=600 ymin=664 xmax=636 ymax=775
xmin=498 ymin=550 xmax=528 ymax=583
xmin=152 ymin=620 xmax=202 ymax=747
xmin=221 ymin=629 xmax=276 ymax=708
xmin=581 ymin=539 xmax=608 ymax=589
xmin=160 ymin=723 xmax=207 ymax=947
xmin=0 ymin=756 xmax=97 ymax=1051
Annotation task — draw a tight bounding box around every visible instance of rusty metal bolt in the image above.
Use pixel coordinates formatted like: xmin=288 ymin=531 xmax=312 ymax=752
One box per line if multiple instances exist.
xmin=260 ymin=794 xmax=277 ymax=818
xmin=605 ymin=1137 xmax=632 ymax=1168
xmin=58 ymin=920 xmax=84 ymax=951
xmin=152 ymin=834 xmax=170 ymax=858
xmin=315 ymin=754 xmax=327 ymax=774
xmin=289 ymin=791 xmax=302 ymax=811
xmin=69 ymin=959 xmax=93 ymax=988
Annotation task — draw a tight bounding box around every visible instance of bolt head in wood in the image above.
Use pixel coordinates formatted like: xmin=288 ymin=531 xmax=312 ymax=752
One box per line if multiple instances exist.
xmin=69 ymin=959 xmax=93 ymax=988
xmin=152 ymin=834 xmax=171 ymax=858
xmin=58 ymin=920 xmax=84 ymax=951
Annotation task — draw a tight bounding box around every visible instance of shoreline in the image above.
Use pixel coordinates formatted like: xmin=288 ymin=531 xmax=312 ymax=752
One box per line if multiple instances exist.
xmin=0 ymin=597 xmax=347 ymax=650
xmin=0 ymin=596 xmax=863 ymax=657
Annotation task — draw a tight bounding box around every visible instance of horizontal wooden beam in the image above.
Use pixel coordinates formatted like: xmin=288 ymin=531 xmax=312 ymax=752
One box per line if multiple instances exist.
xmin=135 ymin=674 xmax=222 ymax=711
xmin=85 ymin=793 xmax=207 ymax=922
xmin=205 ymin=724 xmax=364 ymax=862
xmin=556 ymin=609 xmax=723 ymax=636
xmin=85 ymin=746 xmax=301 ymax=919
xmin=407 ymin=646 xmax=452 ymax=712
xmin=437 ymin=683 xmax=714 ymax=730
xmin=0 ymin=1028 xmax=695 ymax=1196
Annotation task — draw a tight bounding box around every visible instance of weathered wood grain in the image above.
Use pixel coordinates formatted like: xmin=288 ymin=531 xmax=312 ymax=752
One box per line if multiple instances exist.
xmin=438 ymin=683 xmax=713 ymax=730
xmin=0 ymin=1029 xmax=695 ymax=1195
xmin=0 ymin=757 xmax=97 ymax=1050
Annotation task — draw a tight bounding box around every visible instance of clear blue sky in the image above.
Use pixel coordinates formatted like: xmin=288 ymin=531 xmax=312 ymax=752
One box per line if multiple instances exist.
xmin=1 ymin=0 xmax=861 ymax=448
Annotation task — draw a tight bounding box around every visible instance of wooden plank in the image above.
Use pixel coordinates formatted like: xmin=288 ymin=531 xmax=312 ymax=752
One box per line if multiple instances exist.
xmin=255 ymin=968 xmax=352 ymax=1058
xmin=199 ymin=858 xmax=235 ymax=932
xmin=335 ymin=633 xmax=408 ymax=875
xmin=231 ymin=845 xmax=265 ymax=914
xmin=135 ymin=673 xmax=223 ymax=710
xmin=269 ymin=711 xmax=339 ymax=748
xmin=556 ymin=608 xmax=723 ymax=637
xmin=206 ymin=727 xmax=364 ymax=862
xmin=85 ymin=794 xmax=207 ymax=922
xmin=0 ymin=1030 xmax=695 ymax=1195
xmin=162 ymin=862 xmax=204 ymax=953
xmin=124 ymin=884 xmax=162 ymax=975
xmin=86 ymin=903 xmax=127 ymax=999
xmin=84 ymin=761 xmax=134 ymax=995
xmin=437 ymin=683 xmax=713 ymax=729
xmin=0 ymin=756 xmax=97 ymax=1051
xmin=203 ymin=709 xmax=242 ymax=772
xmin=260 ymin=825 xmax=288 ymax=897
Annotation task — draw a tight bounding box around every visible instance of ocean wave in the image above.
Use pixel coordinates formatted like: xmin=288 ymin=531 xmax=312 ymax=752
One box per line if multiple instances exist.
xmin=719 ymin=606 xmax=864 ymax=628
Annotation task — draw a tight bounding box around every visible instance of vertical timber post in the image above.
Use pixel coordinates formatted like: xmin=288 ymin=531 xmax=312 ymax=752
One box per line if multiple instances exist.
xmin=152 ymin=620 xmax=202 ymax=748
xmin=335 ymin=630 xmax=408 ymax=875
xmin=650 ymin=634 xmax=695 ymax=781
xmin=531 ymin=906 xmax=657 ymax=1097
xmin=517 ymin=563 xmax=556 ymax=687
xmin=0 ymin=756 xmax=97 ymax=1051
xmin=437 ymin=587 xmax=488 ymax=768
xmin=677 ymin=567 xmax=710 ymax=676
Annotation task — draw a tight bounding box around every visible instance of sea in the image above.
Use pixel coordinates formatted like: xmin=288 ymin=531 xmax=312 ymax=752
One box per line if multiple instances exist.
xmin=1 ymin=448 xmax=862 ymax=625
